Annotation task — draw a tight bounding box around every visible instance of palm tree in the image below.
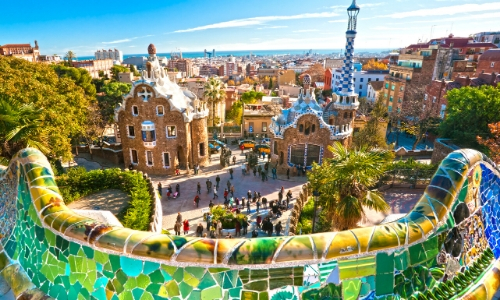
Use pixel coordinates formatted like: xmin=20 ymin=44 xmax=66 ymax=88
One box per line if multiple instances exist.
xmin=65 ymin=50 xmax=76 ymax=65
xmin=203 ymin=78 xmax=226 ymax=126
xmin=0 ymin=96 xmax=48 ymax=162
xmin=308 ymin=142 xmax=393 ymax=231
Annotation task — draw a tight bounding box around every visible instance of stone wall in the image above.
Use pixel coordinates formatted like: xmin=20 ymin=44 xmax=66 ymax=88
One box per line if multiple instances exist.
xmin=76 ymin=146 xmax=124 ymax=165
xmin=287 ymin=184 xmax=310 ymax=235
xmin=431 ymin=138 xmax=459 ymax=164
xmin=139 ymin=171 xmax=162 ymax=233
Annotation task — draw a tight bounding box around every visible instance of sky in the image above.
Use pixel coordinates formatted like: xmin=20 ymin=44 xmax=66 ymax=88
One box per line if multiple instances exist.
xmin=1 ymin=0 xmax=499 ymax=56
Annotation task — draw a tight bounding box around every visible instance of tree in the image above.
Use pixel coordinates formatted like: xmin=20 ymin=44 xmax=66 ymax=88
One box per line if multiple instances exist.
xmin=65 ymin=51 xmax=76 ymax=65
xmin=242 ymin=77 xmax=254 ymax=85
xmin=203 ymin=78 xmax=226 ymax=126
xmin=357 ymin=96 xmax=372 ymax=115
xmin=477 ymin=122 xmax=500 ymax=163
xmin=362 ymin=59 xmax=388 ymax=71
xmin=353 ymin=96 xmax=388 ymax=149
xmin=110 ymin=65 xmax=130 ymax=81
xmin=98 ymin=82 xmax=132 ymax=123
xmin=51 ymin=64 xmax=96 ymax=99
xmin=129 ymin=64 xmax=140 ymax=77
xmin=81 ymin=102 xmax=106 ymax=159
xmin=0 ymin=56 xmax=90 ymax=161
xmin=308 ymin=142 xmax=393 ymax=230
xmin=269 ymin=77 xmax=273 ymax=90
xmin=226 ymin=90 xmax=264 ymax=125
xmin=302 ymin=63 xmax=325 ymax=83
xmin=227 ymin=79 xmax=236 ymax=86
xmin=440 ymin=84 xmax=500 ymax=149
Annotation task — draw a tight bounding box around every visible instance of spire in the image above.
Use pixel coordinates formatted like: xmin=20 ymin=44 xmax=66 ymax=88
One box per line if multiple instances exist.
xmin=347 ymin=0 xmax=360 ymax=33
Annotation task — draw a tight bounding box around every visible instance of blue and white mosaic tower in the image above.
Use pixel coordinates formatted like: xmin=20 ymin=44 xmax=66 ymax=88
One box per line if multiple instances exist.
xmin=335 ymin=0 xmax=360 ymax=109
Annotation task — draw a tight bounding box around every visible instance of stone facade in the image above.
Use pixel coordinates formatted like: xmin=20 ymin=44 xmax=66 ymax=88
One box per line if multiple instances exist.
xmin=116 ymin=44 xmax=209 ymax=175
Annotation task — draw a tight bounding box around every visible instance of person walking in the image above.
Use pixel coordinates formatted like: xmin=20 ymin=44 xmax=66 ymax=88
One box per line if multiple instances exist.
xmin=256 ymin=200 xmax=260 ymax=213
xmin=246 ymin=200 xmax=251 ymax=213
xmin=235 ymin=220 xmax=241 ymax=237
xmin=175 ymin=184 xmax=180 ymax=196
xmin=223 ymin=189 xmax=229 ymax=202
xmin=194 ymin=195 xmax=200 ymax=208
xmin=182 ymin=219 xmax=190 ymax=235
xmin=272 ymin=167 xmax=277 ymax=179
xmin=297 ymin=164 xmax=302 ymax=176
xmin=206 ymin=213 xmax=212 ymax=232
xmin=232 ymin=155 xmax=236 ymax=165
xmin=278 ymin=191 xmax=283 ymax=204
xmin=241 ymin=197 xmax=246 ymax=208
xmin=206 ymin=179 xmax=212 ymax=193
xmin=217 ymin=220 xmax=223 ymax=237
xmin=197 ymin=182 xmax=201 ymax=194
xmin=267 ymin=220 xmax=274 ymax=237
xmin=286 ymin=168 xmax=290 ymax=179
xmin=302 ymin=165 xmax=306 ymax=177
xmin=256 ymin=215 xmax=262 ymax=229
xmin=253 ymin=166 xmax=257 ymax=176
xmin=157 ymin=182 xmax=162 ymax=197
xmin=215 ymin=175 xmax=221 ymax=189
xmin=196 ymin=223 xmax=204 ymax=237
xmin=275 ymin=221 xmax=282 ymax=236
xmin=176 ymin=212 xmax=182 ymax=224
xmin=174 ymin=222 xmax=181 ymax=235
xmin=229 ymin=168 xmax=234 ymax=179
xmin=247 ymin=190 xmax=252 ymax=200
xmin=242 ymin=219 xmax=249 ymax=235
xmin=230 ymin=185 xmax=235 ymax=197
xmin=209 ymin=200 xmax=214 ymax=209
xmin=262 ymin=197 xmax=267 ymax=209
xmin=213 ymin=187 xmax=219 ymax=199
xmin=226 ymin=180 xmax=231 ymax=191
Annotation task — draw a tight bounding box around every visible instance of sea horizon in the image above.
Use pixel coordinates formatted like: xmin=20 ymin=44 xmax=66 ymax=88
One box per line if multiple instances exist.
xmin=75 ymin=48 xmax=393 ymax=61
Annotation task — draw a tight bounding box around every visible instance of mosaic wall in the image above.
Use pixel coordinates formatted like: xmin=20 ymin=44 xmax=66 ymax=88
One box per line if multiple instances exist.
xmin=1 ymin=148 xmax=500 ymax=299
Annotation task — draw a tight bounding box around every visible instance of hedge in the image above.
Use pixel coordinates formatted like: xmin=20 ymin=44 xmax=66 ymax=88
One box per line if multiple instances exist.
xmin=56 ymin=167 xmax=153 ymax=231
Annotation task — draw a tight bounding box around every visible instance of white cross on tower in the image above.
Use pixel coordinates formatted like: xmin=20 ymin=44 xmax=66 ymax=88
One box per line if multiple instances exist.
xmin=138 ymin=87 xmax=153 ymax=101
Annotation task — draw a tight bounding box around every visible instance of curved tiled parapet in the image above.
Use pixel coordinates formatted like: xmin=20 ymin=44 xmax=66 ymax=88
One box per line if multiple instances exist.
xmin=1 ymin=147 xmax=500 ymax=299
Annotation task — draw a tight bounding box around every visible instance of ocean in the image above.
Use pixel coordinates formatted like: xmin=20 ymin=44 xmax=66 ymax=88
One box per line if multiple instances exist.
xmin=75 ymin=48 xmax=392 ymax=61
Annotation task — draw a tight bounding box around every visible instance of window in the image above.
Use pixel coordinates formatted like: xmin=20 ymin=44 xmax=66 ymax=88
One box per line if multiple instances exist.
xmin=163 ymin=153 xmax=170 ymax=167
xmin=344 ymin=112 xmax=348 ymax=118
xmin=397 ymin=107 xmax=401 ymax=113
xmin=132 ymin=106 xmax=139 ymax=116
xmin=360 ymin=78 xmax=364 ymax=82
xmin=146 ymin=151 xmax=153 ymax=166
xmin=157 ymin=105 xmax=164 ymax=116
xmin=359 ymin=84 xmax=362 ymax=89
xmin=128 ymin=125 xmax=135 ymax=137
xmin=359 ymin=91 xmax=362 ymax=97
xmin=385 ymin=83 xmax=389 ymax=89
xmin=274 ymin=141 xmax=278 ymax=155
xmin=290 ymin=144 xmax=305 ymax=165
xmin=400 ymin=86 xmax=404 ymax=91
xmin=350 ymin=112 xmax=353 ymax=118
xmin=306 ymin=145 xmax=321 ymax=166
xmin=391 ymin=85 xmax=395 ymax=91
xmin=311 ymin=124 xmax=316 ymax=133
xmin=142 ymin=130 xmax=156 ymax=142
xmin=368 ymin=78 xmax=371 ymax=82
xmin=492 ymin=62 xmax=496 ymax=68
xmin=432 ymin=96 xmax=436 ymax=103
xmin=398 ymin=98 xmax=402 ymax=103
xmin=376 ymin=78 xmax=379 ymax=81
xmin=389 ymin=97 xmax=393 ymax=102
xmin=262 ymin=122 xmax=267 ymax=132
xmin=424 ymin=94 xmax=428 ymax=101
xmin=353 ymin=78 xmax=356 ymax=82
xmin=304 ymin=121 xmax=311 ymax=135
xmin=384 ymin=93 xmax=388 ymax=99
xmin=298 ymin=124 xmax=304 ymax=132
xmin=199 ymin=143 xmax=205 ymax=156
xmin=459 ymin=49 xmax=463 ymax=53
xmin=130 ymin=149 xmax=138 ymax=164
xmin=166 ymin=126 xmax=177 ymax=138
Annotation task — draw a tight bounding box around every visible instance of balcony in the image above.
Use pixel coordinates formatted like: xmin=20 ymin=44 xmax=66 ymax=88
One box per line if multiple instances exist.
xmin=144 ymin=141 xmax=156 ymax=148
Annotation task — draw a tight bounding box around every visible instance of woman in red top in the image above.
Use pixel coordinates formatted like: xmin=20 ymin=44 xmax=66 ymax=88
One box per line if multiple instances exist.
xmin=183 ymin=219 xmax=190 ymax=235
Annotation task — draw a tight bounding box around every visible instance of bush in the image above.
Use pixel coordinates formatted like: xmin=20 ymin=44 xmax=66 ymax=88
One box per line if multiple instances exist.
xmin=56 ymin=167 xmax=153 ymax=231
xmin=297 ymin=198 xmax=330 ymax=234
xmin=210 ymin=205 xmax=247 ymax=229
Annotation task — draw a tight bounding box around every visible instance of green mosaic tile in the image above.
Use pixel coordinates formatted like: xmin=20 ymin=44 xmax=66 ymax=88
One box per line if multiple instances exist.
xmin=140 ymin=291 xmax=154 ymax=300
xmin=183 ymin=270 xmax=200 ymax=287
xmin=123 ymin=277 xmax=137 ymax=290
xmin=91 ymin=287 xmax=106 ymax=300
xmin=376 ymin=273 xmax=394 ymax=296
xmin=376 ymin=252 xmax=394 ymax=274
xmin=159 ymin=280 xmax=179 ymax=297
xmin=118 ymin=290 xmax=133 ymax=300
xmin=229 ymin=287 xmax=242 ymax=298
xmin=137 ymin=273 xmax=151 ymax=289
xmin=173 ymin=267 xmax=183 ymax=283
xmin=145 ymin=283 xmax=161 ymax=295
xmin=132 ymin=287 xmax=144 ymax=299
xmin=269 ymin=276 xmax=293 ymax=290
xmin=198 ymin=272 xmax=217 ymax=289
xmin=395 ymin=250 xmax=409 ymax=271
xmin=212 ymin=271 xmax=224 ymax=286
xmin=239 ymin=268 xmax=250 ymax=284
xmin=223 ymin=273 xmax=234 ymax=289
xmin=143 ymin=261 xmax=160 ymax=275
xmin=259 ymin=291 xmax=269 ymax=300
xmin=201 ymin=286 xmax=222 ymax=300
xmin=109 ymin=254 xmax=121 ymax=271
xmin=94 ymin=251 xmax=108 ymax=265
xmin=342 ymin=278 xmax=361 ymax=300
xmin=185 ymin=266 xmax=205 ymax=279
xmin=161 ymin=265 xmax=177 ymax=276
xmin=241 ymin=290 xmax=258 ymax=300
xmin=121 ymin=256 xmax=143 ymax=277
xmin=244 ymin=280 xmax=268 ymax=291
xmin=178 ymin=281 xmax=193 ymax=298
xmin=408 ymin=243 xmax=427 ymax=265
xmin=209 ymin=267 xmax=230 ymax=273
xmin=149 ymin=269 xmax=164 ymax=284
xmin=250 ymin=269 xmax=268 ymax=281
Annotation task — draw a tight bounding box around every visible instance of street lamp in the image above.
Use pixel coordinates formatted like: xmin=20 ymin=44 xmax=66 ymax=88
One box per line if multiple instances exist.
xmin=312 ymin=190 xmax=320 ymax=233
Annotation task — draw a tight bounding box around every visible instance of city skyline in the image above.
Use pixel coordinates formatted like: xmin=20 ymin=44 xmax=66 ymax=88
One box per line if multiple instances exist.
xmin=1 ymin=0 xmax=499 ymax=56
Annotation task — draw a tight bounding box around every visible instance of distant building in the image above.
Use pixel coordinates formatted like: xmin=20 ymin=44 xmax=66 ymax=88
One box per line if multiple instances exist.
xmin=475 ymin=49 xmax=500 ymax=76
xmin=168 ymin=59 xmax=193 ymax=77
xmin=473 ymin=31 xmax=500 ymax=48
xmin=95 ymin=49 xmax=123 ymax=62
xmin=71 ymin=59 xmax=114 ymax=79
xmin=256 ymin=68 xmax=295 ymax=85
xmin=331 ymin=69 xmax=388 ymax=98
xmin=123 ymin=56 xmax=147 ymax=70
xmin=118 ymin=72 xmax=133 ymax=83
xmin=366 ymin=81 xmax=384 ymax=103
xmin=0 ymin=40 xmax=40 ymax=62
xmin=115 ymin=44 xmax=209 ymax=175
xmin=323 ymin=58 xmax=343 ymax=69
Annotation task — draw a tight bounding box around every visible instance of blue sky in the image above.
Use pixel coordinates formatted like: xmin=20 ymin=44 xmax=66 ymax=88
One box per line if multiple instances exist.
xmin=1 ymin=0 xmax=499 ymax=56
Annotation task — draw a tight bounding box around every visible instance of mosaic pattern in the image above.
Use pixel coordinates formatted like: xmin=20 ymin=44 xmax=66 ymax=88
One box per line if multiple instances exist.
xmin=1 ymin=148 xmax=500 ymax=299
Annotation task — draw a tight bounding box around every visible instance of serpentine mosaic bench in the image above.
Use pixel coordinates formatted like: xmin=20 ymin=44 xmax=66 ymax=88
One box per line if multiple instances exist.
xmin=1 ymin=148 xmax=500 ymax=299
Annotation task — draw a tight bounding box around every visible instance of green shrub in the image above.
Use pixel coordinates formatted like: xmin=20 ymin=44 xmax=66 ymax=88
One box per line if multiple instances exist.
xmin=210 ymin=205 xmax=247 ymax=229
xmin=56 ymin=167 xmax=153 ymax=231
xmin=297 ymin=198 xmax=330 ymax=234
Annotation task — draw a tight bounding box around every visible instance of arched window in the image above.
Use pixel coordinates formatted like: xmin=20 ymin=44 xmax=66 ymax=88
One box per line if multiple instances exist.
xmin=343 ymin=112 xmax=348 ymax=119
xmin=304 ymin=121 xmax=311 ymax=135
xmin=299 ymin=124 xmax=304 ymax=132
xmin=311 ymin=124 xmax=316 ymax=133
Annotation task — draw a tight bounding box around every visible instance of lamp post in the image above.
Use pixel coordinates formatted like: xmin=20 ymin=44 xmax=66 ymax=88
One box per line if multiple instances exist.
xmin=312 ymin=190 xmax=320 ymax=233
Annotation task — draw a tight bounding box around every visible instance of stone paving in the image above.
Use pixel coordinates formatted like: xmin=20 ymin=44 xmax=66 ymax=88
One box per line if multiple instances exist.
xmin=149 ymin=147 xmax=308 ymax=238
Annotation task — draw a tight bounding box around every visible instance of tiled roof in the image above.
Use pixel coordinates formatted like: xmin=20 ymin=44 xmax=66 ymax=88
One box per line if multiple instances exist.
xmin=479 ymin=49 xmax=500 ymax=61
xmin=368 ymin=81 xmax=384 ymax=91
xmin=0 ymin=44 xmax=31 ymax=48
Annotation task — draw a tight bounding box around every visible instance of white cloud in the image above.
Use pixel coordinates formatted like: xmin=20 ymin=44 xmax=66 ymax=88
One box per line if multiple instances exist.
xmin=386 ymin=11 xmax=500 ymax=24
xmin=359 ymin=2 xmax=385 ymax=7
xmin=102 ymin=39 xmax=132 ymax=44
xmin=328 ymin=19 xmax=347 ymax=23
xmin=174 ymin=12 xmax=339 ymax=33
xmin=257 ymin=25 xmax=288 ymax=30
xmin=385 ymin=2 xmax=500 ymax=18
xmin=292 ymin=29 xmax=319 ymax=33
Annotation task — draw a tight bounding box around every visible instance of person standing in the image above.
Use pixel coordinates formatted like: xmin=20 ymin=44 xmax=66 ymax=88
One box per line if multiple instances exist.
xmin=230 ymin=185 xmax=235 ymax=197
xmin=297 ymin=164 xmax=302 ymax=176
xmin=217 ymin=220 xmax=223 ymax=237
xmin=174 ymin=222 xmax=181 ymax=235
xmin=182 ymin=219 xmax=190 ymax=235
xmin=196 ymin=223 xmax=204 ymax=237
xmin=223 ymin=189 xmax=228 ymax=202
xmin=242 ymin=219 xmax=249 ymax=235
xmin=226 ymin=180 xmax=231 ymax=191
xmin=206 ymin=179 xmax=212 ymax=193
xmin=267 ymin=220 xmax=274 ymax=237
xmin=229 ymin=168 xmax=233 ymax=179
xmin=232 ymin=155 xmax=236 ymax=165
xmin=235 ymin=220 xmax=241 ymax=237
xmin=286 ymin=168 xmax=290 ymax=179
xmin=272 ymin=167 xmax=277 ymax=179
xmin=176 ymin=212 xmax=182 ymax=224
xmin=256 ymin=200 xmax=261 ymax=213
xmin=275 ymin=221 xmax=282 ymax=236
xmin=175 ymin=184 xmax=180 ymax=196
xmin=197 ymin=182 xmax=201 ymax=194
xmin=253 ymin=166 xmax=257 ymax=176
xmin=278 ymin=191 xmax=283 ymax=204
xmin=262 ymin=197 xmax=267 ymax=209
xmin=157 ymin=182 xmax=162 ymax=197
xmin=206 ymin=213 xmax=212 ymax=233
xmin=302 ymin=165 xmax=306 ymax=176
xmin=246 ymin=200 xmax=251 ymax=213
xmin=215 ymin=175 xmax=221 ymax=189
xmin=213 ymin=187 xmax=219 ymax=200
xmin=194 ymin=195 xmax=200 ymax=208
